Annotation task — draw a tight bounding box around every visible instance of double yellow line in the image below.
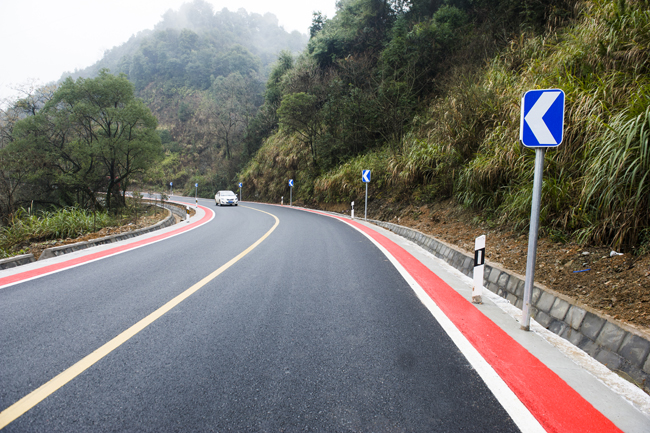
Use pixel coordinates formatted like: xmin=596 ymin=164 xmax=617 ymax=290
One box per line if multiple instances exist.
xmin=0 ymin=206 xmax=279 ymax=429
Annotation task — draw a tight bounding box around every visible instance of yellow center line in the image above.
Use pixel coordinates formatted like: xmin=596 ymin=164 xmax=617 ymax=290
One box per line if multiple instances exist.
xmin=0 ymin=206 xmax=279 ymax=430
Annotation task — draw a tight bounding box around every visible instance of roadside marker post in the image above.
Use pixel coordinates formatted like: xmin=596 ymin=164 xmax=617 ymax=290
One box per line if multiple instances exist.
xmin=281 ymin=196 xmax=284 ymax=206
xmin=519 ymin=89 xmax=565 ymax=330
xmin=239 ymin=182 xmax=243 ymax=202
xmin=195 ymin=183 xmax=198 ymax=208
xmin=185 ymin=206 xmax=190 ymax=223
xmin=351 ymin=201 xmax=354 ymax=219
xmin=289 ymin=179 xmax=294 ymax=206
xmin=362 ymin=170 xmax=371 ymax=221
xmin=472 ymin=235 xmax=486 ymax=304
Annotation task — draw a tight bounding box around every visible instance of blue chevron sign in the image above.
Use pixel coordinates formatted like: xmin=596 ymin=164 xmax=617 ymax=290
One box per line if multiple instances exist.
xmin=520 ymin=89 xmax=565 ymax=148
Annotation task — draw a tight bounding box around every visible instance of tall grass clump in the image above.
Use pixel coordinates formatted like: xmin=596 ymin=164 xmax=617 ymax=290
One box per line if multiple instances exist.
xmin=0 ymin=207 xmax=116 ymax=258
xmin=579 ymin=107 xmax=650 ymax=248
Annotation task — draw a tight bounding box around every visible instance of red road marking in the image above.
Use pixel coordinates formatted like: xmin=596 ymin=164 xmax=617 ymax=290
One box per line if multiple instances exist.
xmin=0 ymin=204 xmax=213 ymax=289
xmin=301 ymin=208 xmax=621 ymax=433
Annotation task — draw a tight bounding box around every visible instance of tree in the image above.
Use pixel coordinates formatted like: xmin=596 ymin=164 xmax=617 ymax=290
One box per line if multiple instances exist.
xmin=277 ymin=92 xmax=323 ymax=163
xmin=10 ymin=70 xmax=162 ymax=211
xmin=0 ymin=83 xmax=57 ymax=221
xmin=199 ymin=73 xmax=260 ymax=160
xmin=310 ymin=12 xmax=327 ymax=39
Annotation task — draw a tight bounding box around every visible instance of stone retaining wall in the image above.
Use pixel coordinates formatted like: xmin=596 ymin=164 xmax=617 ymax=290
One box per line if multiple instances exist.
xmin=370 ymin=219 xmax=650 ymax=393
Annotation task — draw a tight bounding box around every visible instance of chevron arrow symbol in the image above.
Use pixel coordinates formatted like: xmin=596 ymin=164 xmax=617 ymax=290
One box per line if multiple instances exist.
xmin=524 ymin=91 xmax=561 ymax=145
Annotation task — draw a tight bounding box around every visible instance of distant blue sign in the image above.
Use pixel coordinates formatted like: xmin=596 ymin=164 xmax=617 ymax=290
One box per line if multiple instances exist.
xmin=170 ymin=182 xmax=172 ymax=186
xmin=195 ymin=183 xmax=198 ymax=188
xmin=362 ymin=170 xmax=371 ymax=183
xmin=520 ymin=89 xmax=565 ymax=148
xmin=239 ymin=182 xmax=243 ymax=188
xmin=289 ymin=179 xmax=294 ymax=187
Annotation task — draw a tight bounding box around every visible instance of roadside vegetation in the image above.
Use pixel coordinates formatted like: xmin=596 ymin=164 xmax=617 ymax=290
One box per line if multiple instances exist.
xmin=241 ymin=0 xmax=649 ymax=253
xmin=0 ymin=201 xmax=166 ymax=259
xmin=0 ymin=208 xmax=117 ymax=259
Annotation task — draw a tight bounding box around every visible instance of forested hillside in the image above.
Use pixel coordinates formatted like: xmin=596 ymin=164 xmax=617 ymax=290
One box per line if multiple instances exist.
xmin=63 ymin=0 xmax=307 ymax=198
xmin=241 ymin=0 xmax=649 ymax=251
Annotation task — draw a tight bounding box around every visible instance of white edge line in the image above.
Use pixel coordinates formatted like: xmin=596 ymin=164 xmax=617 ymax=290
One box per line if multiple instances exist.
xmin=0 ymin=206 xmax=215 ymax=291
xmin=340 ymin=218 xmax=547 ymax=433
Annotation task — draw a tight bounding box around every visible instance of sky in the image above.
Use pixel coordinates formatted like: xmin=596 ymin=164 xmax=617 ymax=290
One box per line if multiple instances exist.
xmin=0 ymin=0 xmax=338 ymax=103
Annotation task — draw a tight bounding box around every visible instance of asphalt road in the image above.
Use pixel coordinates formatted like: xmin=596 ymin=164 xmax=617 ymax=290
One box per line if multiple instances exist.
xmin=0 ymin=199 xmax=520 ymax=432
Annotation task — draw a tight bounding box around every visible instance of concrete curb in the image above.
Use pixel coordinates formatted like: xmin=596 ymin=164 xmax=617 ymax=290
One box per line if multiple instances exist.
xmin=0 ymin=253 xmax=36 ymax=270
xmin=368 ymin=218 xmax=650 ymax=394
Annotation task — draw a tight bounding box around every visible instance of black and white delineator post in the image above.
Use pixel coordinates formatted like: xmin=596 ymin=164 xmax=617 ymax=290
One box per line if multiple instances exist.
xmin=472 ymin=235 xmax=486 ymax=304
xmin=351 ymin=201 xmax=355 ymax=219
xmin=519 ymin=88 xmax=565 ymax=330
xmin=195 ymin=182 xmax=198 ymax=208
xmin=185 ymin=206 xmax=190 ymax=223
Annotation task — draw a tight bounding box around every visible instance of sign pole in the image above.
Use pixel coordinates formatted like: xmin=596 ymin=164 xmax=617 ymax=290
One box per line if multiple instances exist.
xmin=290 ymin=186 xmax=292 ymax=206
xmin=521 ymin=148 xmax=545 ymax=330
xmin=195 ymin=183 xmax=198 ymax=208
xmin=365 ymin=183 xmax=368 ymax=221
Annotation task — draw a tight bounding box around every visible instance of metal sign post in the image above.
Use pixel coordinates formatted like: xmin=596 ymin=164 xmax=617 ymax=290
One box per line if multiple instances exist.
xmin=239 ymin=182 xmax=243 ymax=202
xmin=195 ymin=183 xmax=198 ymax=208
xmin=521 ymin=149 xmax=545 ymax=330
xmin=289 ymin=179 xmax=294 ymax=206
xmin=362 ymin=170 xmax=371 ymax=221
xmin=170 ymin=182 xmax=173 ymax=196
xmin=519 ymin=88 xmax=565 ymax=330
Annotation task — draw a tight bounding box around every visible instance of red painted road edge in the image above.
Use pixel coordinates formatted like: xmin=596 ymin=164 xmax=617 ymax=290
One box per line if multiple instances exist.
xmin=303 ymin=208 xmax=621 ymax=433
xmin=0 ymin=204 xmax=213 ymax=289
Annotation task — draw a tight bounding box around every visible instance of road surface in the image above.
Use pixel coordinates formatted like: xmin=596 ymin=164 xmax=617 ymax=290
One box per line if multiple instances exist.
xmin=0 ymin=198 xmax=645 ymax=432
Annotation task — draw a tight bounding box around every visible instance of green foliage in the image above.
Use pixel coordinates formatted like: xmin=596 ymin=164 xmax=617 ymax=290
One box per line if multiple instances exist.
xmin=580 ymin=107 xmax=650 ymax=248
xmin=7 ymin=70 xmax=162 ymax=213
xmin=0 ymin=207 xmax=117 ymax=258
xmin=178 ymin=102 xmax=193 ymax=122
xmin=238 ymin=0 xmax=649 ymax=251
xmin=239 ymin=133 xmax=313 ymax=203
xmin=278 ymin=92 xmax=322 ymax=162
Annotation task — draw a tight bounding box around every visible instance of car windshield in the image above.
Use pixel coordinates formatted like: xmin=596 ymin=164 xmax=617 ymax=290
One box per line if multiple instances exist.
xmin=220 ymin=191 xmax=236 ymax=197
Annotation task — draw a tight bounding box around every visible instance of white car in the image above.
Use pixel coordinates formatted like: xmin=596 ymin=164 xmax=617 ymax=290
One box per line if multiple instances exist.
xmin=215 ymin=190 xmax=238 ymax=206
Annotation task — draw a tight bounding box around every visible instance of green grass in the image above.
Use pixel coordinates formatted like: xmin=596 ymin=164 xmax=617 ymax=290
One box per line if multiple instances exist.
xmin=0 ymin=207 xmax=118 ymax=259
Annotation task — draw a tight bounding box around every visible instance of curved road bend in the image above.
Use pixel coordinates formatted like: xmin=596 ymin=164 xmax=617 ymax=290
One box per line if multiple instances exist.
xmin=0 ymin=199 xmax=623 ymax=431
